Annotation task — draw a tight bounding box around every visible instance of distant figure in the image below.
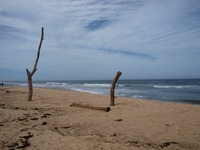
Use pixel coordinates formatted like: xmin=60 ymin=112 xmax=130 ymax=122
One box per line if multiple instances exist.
xmin=2 ymin=82 xmax=3 ymax=86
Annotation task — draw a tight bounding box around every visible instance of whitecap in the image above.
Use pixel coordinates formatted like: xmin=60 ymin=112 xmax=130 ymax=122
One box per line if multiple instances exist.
xmin=153 ymin=85 xmax=198 ymax=89
xmin=71 ymin=88 xmax=103 ymax=94
xmin=84 ymin=83 xmax=111 ymax=88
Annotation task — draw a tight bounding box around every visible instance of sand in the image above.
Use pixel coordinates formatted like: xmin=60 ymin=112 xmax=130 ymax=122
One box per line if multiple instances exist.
xmin=0 ymin=86 xmax=200 ymax=150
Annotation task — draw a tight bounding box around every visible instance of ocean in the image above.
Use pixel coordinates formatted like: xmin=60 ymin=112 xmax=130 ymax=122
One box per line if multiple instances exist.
xmin=3 ymin=79 xmax=200 ymax=105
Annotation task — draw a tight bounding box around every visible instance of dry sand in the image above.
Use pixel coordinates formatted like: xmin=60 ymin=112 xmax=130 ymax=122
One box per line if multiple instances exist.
xmin=0 ymin=87 xmax=200 ymax=150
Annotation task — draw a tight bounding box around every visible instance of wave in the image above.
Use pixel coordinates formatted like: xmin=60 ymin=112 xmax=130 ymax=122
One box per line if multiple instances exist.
xmin=33 ymin=84 xmax=47 ymax=88
xmin=61 ymin=83 xmax=67 ymax=85
xmin=132 ymin=95 xmax=144 ymax=99
xmin=84 ymin=83 xmax=111 ymax=88
xmin=19 ymin=83 xmax=28 ymax=86
xmin=71 ymin=88 xmax=103 ymax=94
xmin=46 ymin=82 xmax=61 ymax=85
xmin=153 ymin=85 xmax=198 ymax=89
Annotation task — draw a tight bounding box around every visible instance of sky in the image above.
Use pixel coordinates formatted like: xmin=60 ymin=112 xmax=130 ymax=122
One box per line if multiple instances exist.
xmin=0 ymin=0 xmax=200 ymax=81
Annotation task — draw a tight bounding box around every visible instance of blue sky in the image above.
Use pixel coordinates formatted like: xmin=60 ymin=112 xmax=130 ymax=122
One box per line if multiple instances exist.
xmin=0 ymin=0 xmax=200 ymax=80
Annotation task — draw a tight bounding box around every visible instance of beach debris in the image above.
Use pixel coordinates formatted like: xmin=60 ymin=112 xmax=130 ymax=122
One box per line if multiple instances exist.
xmin=20 ymin=127 xmax=28 ymax=131
xmin=125 ymin=140 xmax=150 ymax=147
xmin=70 ymin=103 xmax=111 ymax=112
xmin=18 ymin=117 xmax=26 ymax=121
xmin=16 ymin=138 xmax=30 ymax=149
xmin=159 ymin=141 xmax=178 ymax=149
xmin=44 ymin=113 xmax=51 ymax=116
xmin=7 ymin=132 xmax=33 ymax=149
xmin=19 ymin=132 xmax=33 ymax=139
xmin=114 ymin=119 xmax=123 ymax=122
xmin=30 ymin=117 xmax=39 ymax=120
xmin=0 ymin=104 xmax=5 ymax=106
xmin=41 ymin=115 xmax=47 ymax=118
xmin=61 ymin=126 xmax=71 ymax=129
xmin=109 ymin=133 xmax=117 ymax=137
xmin=41 ymin=113 xmax=51 ymax=118
xmin=7 ymin=142 xmax=18 ymax=149
xmin=110 ymin=71 xmax=122 ymax=106
xmin=17 ymin=114 xmax=33 ymax=122
xmin=42 ymin=121 xmax=47 ymax=125
xmin=125 ymin=140 xmax=179 ymax=149
xmin=0 ymin=104 xmax=5 ymax=109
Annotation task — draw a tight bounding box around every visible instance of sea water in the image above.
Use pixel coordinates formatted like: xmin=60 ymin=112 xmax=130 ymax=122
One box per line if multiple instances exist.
xmin=3 ymin=79 xmax=200 ymax=105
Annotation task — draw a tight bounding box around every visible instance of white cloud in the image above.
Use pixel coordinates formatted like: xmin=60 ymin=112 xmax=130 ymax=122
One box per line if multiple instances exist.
xmin=0 ymin=0 xmax=200 ymax=80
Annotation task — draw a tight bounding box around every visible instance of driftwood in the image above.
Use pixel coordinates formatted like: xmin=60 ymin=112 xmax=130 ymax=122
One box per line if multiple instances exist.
xmin=7 ymin=132 xmax=33 ymax=149
xmin=26 ymin=27 xmax=44 ymax=101
xmin=70 ymin=103 xmax=111 ymax=112
xmin=110 ymin=71 xmax=122 ymax=106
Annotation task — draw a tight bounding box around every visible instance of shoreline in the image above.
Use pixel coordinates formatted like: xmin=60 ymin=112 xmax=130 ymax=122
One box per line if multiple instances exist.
xmin=38 ymin=86 xmax=200 ymax=106
xmin=2 ymin=79 xmax=200 ymax=106
xmin=0 ymin=87 xmax=200 ymax=149
xmin=3 ymin=86 xmax=200 ymax=107
xmin=5 ymin=85 xmax=200 ymax=106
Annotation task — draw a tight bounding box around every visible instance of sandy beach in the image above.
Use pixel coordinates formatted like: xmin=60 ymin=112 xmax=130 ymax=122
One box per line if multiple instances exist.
xmin=0 ymin=87 xmax=200 ymax=150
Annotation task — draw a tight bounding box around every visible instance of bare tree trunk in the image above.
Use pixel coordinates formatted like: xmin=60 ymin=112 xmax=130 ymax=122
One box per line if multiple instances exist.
xmin=26 ymin=69 xmax=33 ymax=101
xmin=110 ymin=71 xmax=122 ymax=106
xmin=26 ymin=27 xmax=44 ymax=101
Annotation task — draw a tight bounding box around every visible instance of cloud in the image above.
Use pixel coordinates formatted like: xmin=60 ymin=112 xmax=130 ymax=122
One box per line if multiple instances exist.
xmin=97 ymin=48 xmax=156 ymax=60
xmin=0 ymin=0 xmax=200 ymax=80
xmin=86 ymin=19 xmax=111 ymax=31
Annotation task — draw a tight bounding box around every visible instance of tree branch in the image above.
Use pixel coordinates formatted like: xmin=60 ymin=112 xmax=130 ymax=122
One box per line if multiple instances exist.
xmin=31 ymin=27 xmax=44 ymax=76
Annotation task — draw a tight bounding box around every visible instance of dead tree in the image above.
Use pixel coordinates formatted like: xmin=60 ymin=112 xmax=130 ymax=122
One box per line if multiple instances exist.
xmin=110 ymin=71 xmax=122 ymax=106
xmin=26 ymin=27 xmax=44 ymax=101
xmin=70 ymin=103 xmax=111 ymax=112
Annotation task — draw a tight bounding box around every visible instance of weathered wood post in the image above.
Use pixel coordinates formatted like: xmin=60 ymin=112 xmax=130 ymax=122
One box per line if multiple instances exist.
xmin=26 ymin=27 xmax=44 ymax=101
xmin=70 ymin=103 xmax=111 ymax=112
xmin=110 ymin=71 xmax=122 ymax=106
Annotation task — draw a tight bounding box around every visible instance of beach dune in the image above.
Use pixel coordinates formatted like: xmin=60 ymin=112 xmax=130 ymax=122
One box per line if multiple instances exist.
xmin=0 ymin=87 xmax=200 ymax=150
